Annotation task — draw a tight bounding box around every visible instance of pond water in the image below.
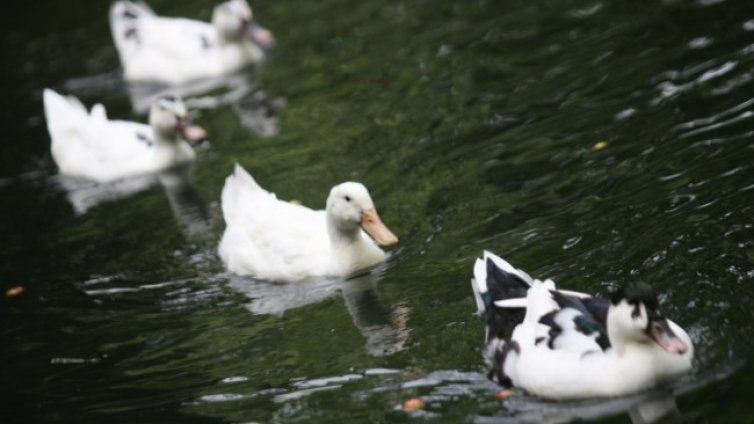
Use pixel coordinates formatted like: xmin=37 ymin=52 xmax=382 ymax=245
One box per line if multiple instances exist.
xmin=2 ymin=0 xmax=754 ymax=422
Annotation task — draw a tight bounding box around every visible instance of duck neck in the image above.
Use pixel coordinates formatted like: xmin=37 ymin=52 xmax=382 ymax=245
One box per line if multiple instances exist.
xmin=606 ymin=309 xmax=648 ymax=357
xmin=151 ymin=129 xmax=195 ymax=166
xmin=326 ymin=213 xmax=384 ymax=276
xmin=153 ymin=126 xmax=182 ymax=144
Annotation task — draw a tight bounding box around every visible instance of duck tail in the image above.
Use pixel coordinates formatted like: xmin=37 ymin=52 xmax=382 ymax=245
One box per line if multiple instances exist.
xmin=483 ymin=337 xmax=520 ymax=388
xmin=43 ymin=89 xmax=90 ymax=140
xmin=472 ymin=252 xmax=530 ymax=341
xmin=471 ymin=251 xmax=530 ymax=387
xmin=221 ymin=163 xmax=264 ymax=224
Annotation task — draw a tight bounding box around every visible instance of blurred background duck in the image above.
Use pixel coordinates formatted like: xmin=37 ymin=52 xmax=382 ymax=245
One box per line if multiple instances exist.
xmin=471 ymin=251 xmax=694 ymax=400
xmin=218 ymin=164 xmax=398 ymax=282
xmin=43 ymin=89 xmax=206 ymax=182
xmin=110 ymin=0 xmax=274 ymax=85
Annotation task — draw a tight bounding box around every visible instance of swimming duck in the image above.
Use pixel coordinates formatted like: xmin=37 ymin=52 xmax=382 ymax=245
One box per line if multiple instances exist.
xmin=218 ymin=164 xmax=399 ymax=282
xmin=471 ymin=251 xmax=693 ymax=400
xmin=109 ymin=0 xmax=274 ymax=85
xmin=43 ymin=89 xmax=205 ymax=182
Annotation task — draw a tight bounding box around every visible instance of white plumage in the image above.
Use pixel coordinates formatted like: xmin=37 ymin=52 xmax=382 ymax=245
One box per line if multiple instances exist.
xmin=43 ymin=89 xmax=199 ymax=182
xmin=471 ymin=251 xmax=694 ymax=400
xmin=218 ymin=164 xmax=399 ymax=282
xmin=109 ymin=0 xmax=274 ymax=85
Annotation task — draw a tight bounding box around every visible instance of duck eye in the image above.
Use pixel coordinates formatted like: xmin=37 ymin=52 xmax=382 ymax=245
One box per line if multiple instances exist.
xmin=344 ymin=195 xmax=351 ymax=202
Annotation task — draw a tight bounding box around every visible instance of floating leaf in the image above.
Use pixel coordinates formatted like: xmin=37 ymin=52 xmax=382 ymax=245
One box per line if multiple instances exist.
xmin=402 ymin=397 xmax=425 ymax=411
xmin=495 ymin=389 xmax=513 ymax=400
xmin=5 ymin=286 xmax=24 ymax=297
xmin=592 ymin=141 xmax=609 ymax=151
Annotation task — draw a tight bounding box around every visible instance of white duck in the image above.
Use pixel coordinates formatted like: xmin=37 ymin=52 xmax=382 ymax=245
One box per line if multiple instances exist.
xmin=218 ymin=164 xmax=399 ymax=282
xmin=471 ymin=251 xmax=693 ymax=400
xmin=109 ymin=0 xmax=274 ymax=85
xmin=43 ymin=89 xmax=205 ymax=183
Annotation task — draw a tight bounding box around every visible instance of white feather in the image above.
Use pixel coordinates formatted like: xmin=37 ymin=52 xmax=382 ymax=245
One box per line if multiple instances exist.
xmin=472 ymin=256 xmax=488 ymax=293
xmin=493 ymin=298 xmax=527 ymax=308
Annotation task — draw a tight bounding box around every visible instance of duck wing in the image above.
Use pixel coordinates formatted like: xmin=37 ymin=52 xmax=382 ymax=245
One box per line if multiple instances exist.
xmin=470 ymin=252 xmax=610 ymax=387
xmin=218 ymin=165 xmax=332 ymax=281
xmin=44 ymin=89 xmax=159 ymax=181
xmin=110 ymin=2 xmax=217 ymax=69
xmin=582 ymin=296 xmax=609 ymax=325
xmin=538 ymin=290 xmax=610 ymax=352
xmin=471 ymin=252 xmax=531 ymax=341
xmin=471 ymin=252 xmax=536 ymax=387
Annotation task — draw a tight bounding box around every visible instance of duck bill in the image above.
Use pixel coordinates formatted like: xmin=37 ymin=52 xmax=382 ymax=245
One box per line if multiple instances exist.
xmin=650 ymin=320 xmax=687 ymax=354
xmin=361 ymin=208 xmax=398 ymax=247
xmin=177 ymin=116 xmax=208 ymax=142
xmin=243 ymin=21 xmax=275 ymax=48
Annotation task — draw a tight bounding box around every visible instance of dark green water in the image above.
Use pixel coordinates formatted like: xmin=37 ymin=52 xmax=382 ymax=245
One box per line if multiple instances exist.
xmin=2 ymin=0 xmax=754 ymax=422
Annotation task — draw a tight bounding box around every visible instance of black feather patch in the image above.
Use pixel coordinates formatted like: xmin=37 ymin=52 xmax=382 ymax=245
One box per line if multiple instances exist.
xmin=612 ymin=282 xmax=665 ymax=327
xmin=122 ymin=9 xmax=139 ymax=19
xmin=482 ymin=257 xmax=528 ymax=340
xmin=551 ymin=290 xmax=590 ymax=316
xmin=611 ymin=282 xmax=659 ymax=308
xmin=580 ymin=350 xmax=599 ymax=360
xmin=488 ymin=339 xmax=520 ymax=387
xmin=201 ymin=35 xmax=213 ymax=50
xmin=574 ymin=315 xmax=610 ymax=350
xmin=582 ymin=297 xmax=609 ymax=325
xmin=538 ymin=310 xmax=558 ymax=328
xmin=538 ymin=310 xmax=561 ymax=349
xmin=475 ymin=255 xmax=530 ymax=388
xmin=485 ymin=258 xmax=528 ymax=311
xmin=541 ymin=293 xmax=611 ymax=351
xmin=136 ymin=132 xmax=153 ymax=147
xmin=124 ymin=27 xmax=140 ymax=44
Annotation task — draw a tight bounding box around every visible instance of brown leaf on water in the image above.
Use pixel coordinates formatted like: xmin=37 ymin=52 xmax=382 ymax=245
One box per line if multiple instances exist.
xmin=591 ymin=141 xmax=609 ymax=152
xmin=402 ymin=397 xmax=425 ymax=412
xmin=495 ymin=389 xmax=513 ymax=400
xmin=5 ymin=286 xmax=25 ymax=297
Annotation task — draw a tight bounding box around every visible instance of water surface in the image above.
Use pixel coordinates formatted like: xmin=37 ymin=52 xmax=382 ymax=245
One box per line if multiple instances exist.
xmin=2 ymin=0 xmax=754 ymax=422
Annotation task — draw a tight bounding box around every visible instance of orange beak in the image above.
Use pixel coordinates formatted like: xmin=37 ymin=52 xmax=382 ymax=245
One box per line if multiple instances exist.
xmin=361 ymin=208 xmax=398 ymax=246
xmin=650 ymin=320 xmax=688 ymax=355
xmin=177 ymin=116 xmax=207 ymax=142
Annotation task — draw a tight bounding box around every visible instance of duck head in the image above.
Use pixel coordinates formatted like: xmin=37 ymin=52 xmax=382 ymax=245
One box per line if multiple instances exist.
xmin=212 ymin=0 xmax=274 ymax=47
xmin=149 ymin=95 xmax=206 ymax=142
xmin=325 ymin=182 xmax=398 ymax=247
xmin=607 ymin=282 xmax=689 ymax=356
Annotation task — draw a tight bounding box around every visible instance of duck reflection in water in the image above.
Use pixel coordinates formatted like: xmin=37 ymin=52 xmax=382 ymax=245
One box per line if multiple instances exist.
xmin=229 ymin=271 xmax=410 ymax=356
xmin=628 ymin=391 xmax=688 ymax=424
xmin=126 ymin=72 xmax=285 ymax=138
xmin=58 ymin=163 xmax=215 ymax=239
xmin=497 ymin=388 xmax=693 ymax=424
